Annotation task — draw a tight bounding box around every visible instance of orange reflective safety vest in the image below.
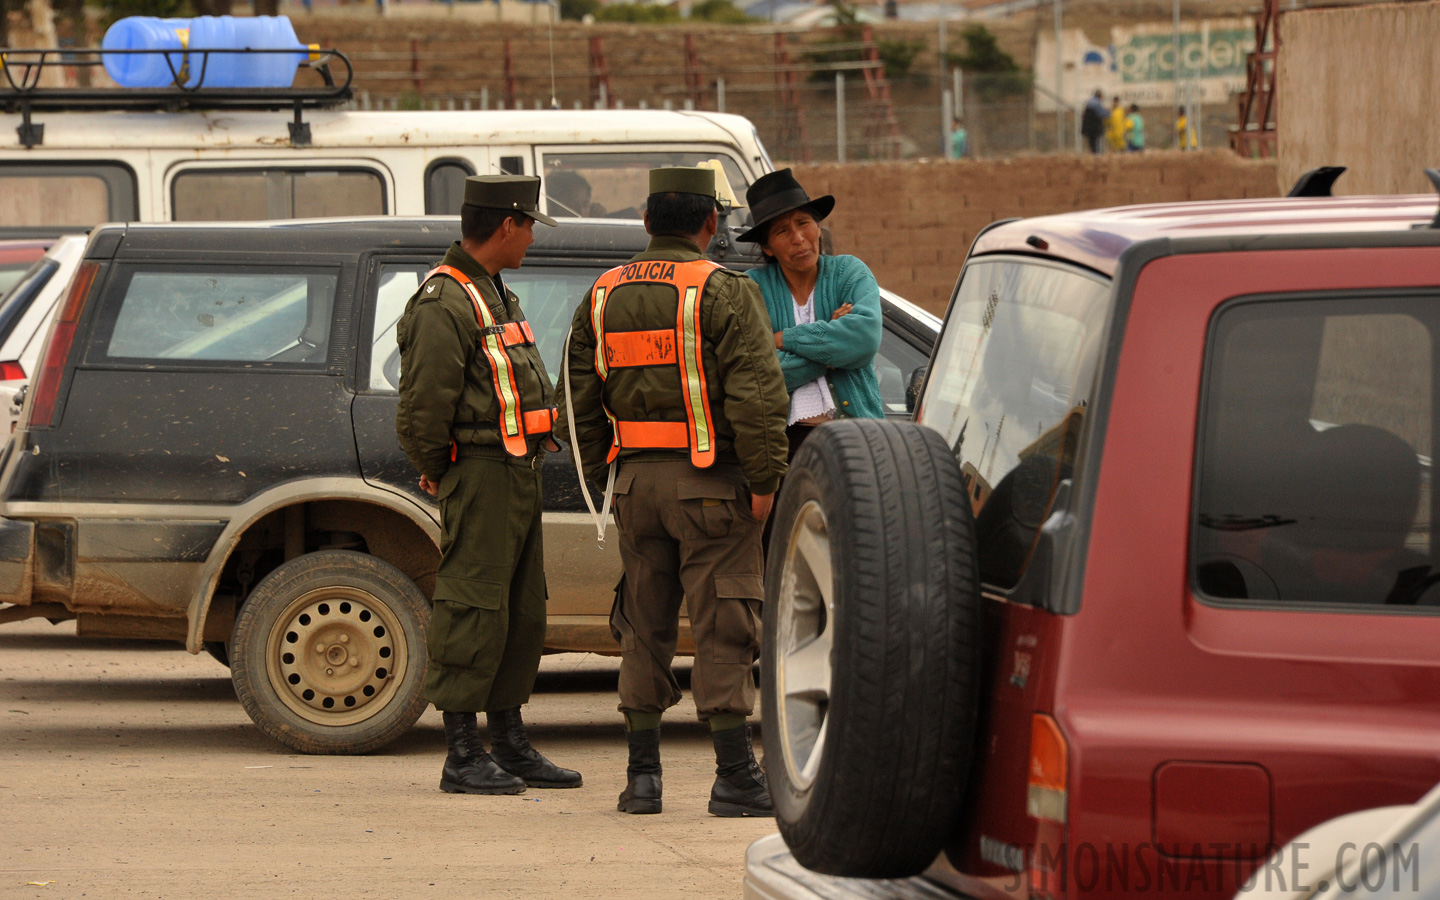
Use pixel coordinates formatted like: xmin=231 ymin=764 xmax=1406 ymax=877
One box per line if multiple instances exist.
xmin=589 ymin=258 xmax=723 ymax=468
xmin=426 ymin=265 xmax=555 ymax=458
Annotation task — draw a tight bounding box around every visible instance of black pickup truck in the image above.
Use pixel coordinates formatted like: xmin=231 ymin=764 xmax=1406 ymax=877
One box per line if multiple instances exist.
xmin=0 ymin=216 xmax=938 ymax=754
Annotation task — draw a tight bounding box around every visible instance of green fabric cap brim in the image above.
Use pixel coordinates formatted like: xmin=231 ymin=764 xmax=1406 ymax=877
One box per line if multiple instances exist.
xmin=648 ymin=166 xmax=716 ymax=198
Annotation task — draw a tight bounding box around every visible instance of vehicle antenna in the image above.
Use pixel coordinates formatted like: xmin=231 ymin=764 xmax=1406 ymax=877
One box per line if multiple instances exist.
xmin=547 ymin=2 xmax=559 ymax=110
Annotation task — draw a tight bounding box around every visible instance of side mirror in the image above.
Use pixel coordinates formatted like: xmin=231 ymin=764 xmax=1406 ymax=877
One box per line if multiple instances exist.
xmin=905 ymin=365 xmax=928 ymax=415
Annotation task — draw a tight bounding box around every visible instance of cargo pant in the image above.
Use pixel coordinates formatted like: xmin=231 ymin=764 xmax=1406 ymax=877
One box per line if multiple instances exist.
xmin=424 ymin=452 xmax=548 ymax=714
xmin=609 ymin=459 xmax=765 ymax=721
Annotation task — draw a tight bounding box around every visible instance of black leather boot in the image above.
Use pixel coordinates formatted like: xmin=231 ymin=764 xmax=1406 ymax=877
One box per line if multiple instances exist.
xmin=617 ymin=728 xmax=662 ymax=815
xmin=439 ymin=711 xmax=526 ymax=795
xmin=486 ymin=707 xmax=583 ymax=788
xmin=709 ymin=724 xmax=773 ymax=817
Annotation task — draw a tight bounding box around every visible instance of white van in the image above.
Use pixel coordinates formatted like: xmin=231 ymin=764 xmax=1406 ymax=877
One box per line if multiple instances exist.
xmin=0 ymin=107 xmax=774 ymax=233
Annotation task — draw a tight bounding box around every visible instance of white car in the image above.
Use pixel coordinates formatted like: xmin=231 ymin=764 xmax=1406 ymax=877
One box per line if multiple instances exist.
xmin=0 ymin=234 xmax=87 ymax=432
xmin=1235 ymin=781 xmax=1439 ymax=900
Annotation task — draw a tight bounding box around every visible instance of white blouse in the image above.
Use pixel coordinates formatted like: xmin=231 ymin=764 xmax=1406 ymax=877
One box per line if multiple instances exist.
xmin=788 ymin=291 xmax=836 ymax=426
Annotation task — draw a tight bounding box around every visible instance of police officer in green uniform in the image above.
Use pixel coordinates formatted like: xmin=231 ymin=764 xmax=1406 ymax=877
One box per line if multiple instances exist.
xmin=396 ymin=175 xmax=583 ymax=795
xmin=558 ymin=167 xmax=789 ymax=816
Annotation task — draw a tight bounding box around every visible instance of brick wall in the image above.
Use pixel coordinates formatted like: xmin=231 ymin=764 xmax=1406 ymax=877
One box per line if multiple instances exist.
xmin=791 ymin=150 xmax=1278 ymax=314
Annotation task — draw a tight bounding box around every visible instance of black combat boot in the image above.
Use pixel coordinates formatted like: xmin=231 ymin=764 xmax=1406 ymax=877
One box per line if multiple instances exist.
xmin=486 ymin=707 xmax=583 ymax=788
xmin=708 ymin=724 xmax=773 ymax=817
xmin=617 ymin=728 xmax=662 ymax=815
xmin=439 ymin=711 xmax=526 ymax=795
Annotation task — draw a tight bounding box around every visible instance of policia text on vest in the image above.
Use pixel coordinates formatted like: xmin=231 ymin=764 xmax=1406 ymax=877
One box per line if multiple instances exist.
xmin=395 ymin=175 xmax=582 ymax=796
xmin=558 ymin=166 xmax=789 ymax=817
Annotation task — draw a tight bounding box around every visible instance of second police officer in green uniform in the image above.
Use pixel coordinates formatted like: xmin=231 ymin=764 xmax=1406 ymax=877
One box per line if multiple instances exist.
xmin=559 ymin=166 xmax=790 ymax=816
xmin=396 ymin=175 xmax=583 ymax=795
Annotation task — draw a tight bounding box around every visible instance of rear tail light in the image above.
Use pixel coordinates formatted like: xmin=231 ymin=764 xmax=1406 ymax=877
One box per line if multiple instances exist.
xmin=1027 ymin=713 xmax=1068 ymax=823
xmin=0 ymin=361 xmax=23 ymax=381
xmin=29 ymin=261 xmax=98 ymax=429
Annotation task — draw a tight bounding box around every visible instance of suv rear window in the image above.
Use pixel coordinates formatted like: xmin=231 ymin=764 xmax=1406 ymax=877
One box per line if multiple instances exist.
xmin=172 ymin=168 xmax=386 ymax=221
xmin=1194 ymin=296 xmax=1436 ymax=609
xmin=919 ymin=256 xmax=1111 ymax=589
xmin=88 ymin=267 xmax=339 ymax=367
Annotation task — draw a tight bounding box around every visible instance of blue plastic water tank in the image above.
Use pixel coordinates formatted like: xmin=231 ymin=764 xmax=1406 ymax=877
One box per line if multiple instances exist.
xmin=101 ymin=17 xmax=190 ymax=88
xmin=185 ymin=16 xmax=308 ymax=89
xmin=101 ymin=15 xmax=308 ymax=89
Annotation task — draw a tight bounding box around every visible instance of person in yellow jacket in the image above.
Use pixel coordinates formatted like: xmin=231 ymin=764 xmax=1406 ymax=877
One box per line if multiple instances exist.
xmin=1175 ymin=106 xmax=1196 ymax=150
xmin=1106 ymin=95 xmax=1127 ymax=153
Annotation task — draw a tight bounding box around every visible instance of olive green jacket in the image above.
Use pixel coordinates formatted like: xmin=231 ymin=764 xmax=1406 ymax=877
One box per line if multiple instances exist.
xmin=557 ymin=235 xmax=789 ymax=495
xmin=396 ymin=242 xmax=554 ymax=482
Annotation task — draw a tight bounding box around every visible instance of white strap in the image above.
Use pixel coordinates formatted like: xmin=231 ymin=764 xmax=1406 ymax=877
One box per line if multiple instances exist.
xmin=563 ymin=323 xmax=617 ymax=548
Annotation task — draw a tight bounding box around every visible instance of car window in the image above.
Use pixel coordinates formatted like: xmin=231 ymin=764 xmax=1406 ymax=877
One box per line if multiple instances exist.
xmin=425 ymin=159 xmax=476 ymax=215
xmin=919 ymin=256 xmax=1112 ymax=590
xmin=0 ymin=258 xmax=58 ymax=351
xmin=172 ymin=168 xmax=386 ymax=221
xmin=1194 ymin=298 xmax=1436 ymax=609
xmin=540 ymin=152 xmax=750 ymax=220
xmin=367 ymin=263 xmax=599 ymax=393
xmin=89 ymin=267 xmax=338 ymax=367
xmin=875 ymin=321 xmax=929 ymax=417
xmin=0 ymin=162 xmax=137 ymax=226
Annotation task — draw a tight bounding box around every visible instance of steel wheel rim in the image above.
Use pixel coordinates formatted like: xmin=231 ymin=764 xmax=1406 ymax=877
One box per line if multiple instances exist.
xmin=264 ymin=586 xmax=409 ymax=727
xmin=775 ymin=499 xmax=834 ymax=792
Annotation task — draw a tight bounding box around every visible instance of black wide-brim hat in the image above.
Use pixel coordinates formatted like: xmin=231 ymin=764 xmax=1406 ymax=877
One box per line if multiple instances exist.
xmin=737 ymin=168 xmax=836 ymax=244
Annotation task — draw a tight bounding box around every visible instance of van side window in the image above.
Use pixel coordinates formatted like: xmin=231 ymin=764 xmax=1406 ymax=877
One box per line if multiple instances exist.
xmin=1194 ymin=298 xmax=1436 ymax=609
xmin=424 ymin=159 xmax=476 ymax=215
xmin=172 ymin=168 xmax=386 ymax=221
xmin=89 ymin=267 xmax=339 ymax=367
xmin=0 ymin=163 xmax=137 ymax=226
xmin=540 ymin=152 xmax=751 ymax=220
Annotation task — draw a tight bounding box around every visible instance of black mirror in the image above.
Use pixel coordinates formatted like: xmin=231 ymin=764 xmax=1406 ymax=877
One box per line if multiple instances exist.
xmin=905 ymin=365 xmax=928 ymax=414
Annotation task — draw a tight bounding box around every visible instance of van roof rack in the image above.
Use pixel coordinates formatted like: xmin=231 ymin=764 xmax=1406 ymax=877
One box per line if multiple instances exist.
xmin=1 ymin=46 xmax=353 ymax=148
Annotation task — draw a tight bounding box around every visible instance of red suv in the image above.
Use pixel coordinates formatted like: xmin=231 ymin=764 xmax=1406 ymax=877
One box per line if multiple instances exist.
xmin=747 ymin=176 xmax=1440 ymax=900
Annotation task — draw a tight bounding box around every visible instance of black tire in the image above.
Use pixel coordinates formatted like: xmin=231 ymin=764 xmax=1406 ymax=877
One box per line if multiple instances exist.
xmin=203 ymin=641 xmax=230 ymax=668
xmin=762 ymin=419 xmax=980 ymax=878
xmin=231 ymin=550 xmax=430 ymax=754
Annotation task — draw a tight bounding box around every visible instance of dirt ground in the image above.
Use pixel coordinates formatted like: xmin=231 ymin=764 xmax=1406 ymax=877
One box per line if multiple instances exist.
xmin=0 ymin=619 xmax=774 ymax=899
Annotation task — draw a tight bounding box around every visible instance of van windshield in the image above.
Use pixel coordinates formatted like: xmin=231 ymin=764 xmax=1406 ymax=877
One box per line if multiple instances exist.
xmin=919 ymin=256 xmax=1111 ymax=589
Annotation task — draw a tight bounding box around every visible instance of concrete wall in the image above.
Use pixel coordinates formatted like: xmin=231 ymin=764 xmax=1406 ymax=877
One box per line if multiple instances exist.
xmin=792 ymin=150 xmax=1278 ymax=314
xmin=1278 ymin=1 xmax=1440 ymax=196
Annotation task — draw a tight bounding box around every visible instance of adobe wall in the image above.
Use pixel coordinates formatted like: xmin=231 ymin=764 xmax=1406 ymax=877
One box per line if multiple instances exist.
xmin=1278 ymin=1 xmax=1440 ymax=196
xmin=792 ymin=150 xmax=1278 ymax=314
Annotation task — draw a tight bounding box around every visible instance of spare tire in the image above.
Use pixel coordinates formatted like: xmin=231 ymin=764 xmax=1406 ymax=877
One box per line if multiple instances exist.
xmin=762 ymin=418 xmax=980 ymax=878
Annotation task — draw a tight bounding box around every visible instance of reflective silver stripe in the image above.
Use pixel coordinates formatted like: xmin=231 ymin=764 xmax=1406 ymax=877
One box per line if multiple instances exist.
xmin=459 ymin=280 xmax=521 ymax=438
xmin=679 ymin=285 xmax=710 ymax=452
xmin=591 ymin=285 xmax=609 ymax=380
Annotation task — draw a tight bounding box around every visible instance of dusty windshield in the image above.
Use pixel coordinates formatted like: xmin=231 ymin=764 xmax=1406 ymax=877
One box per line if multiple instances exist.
xmin=919 ymin=256 xmax=1111 ymax=588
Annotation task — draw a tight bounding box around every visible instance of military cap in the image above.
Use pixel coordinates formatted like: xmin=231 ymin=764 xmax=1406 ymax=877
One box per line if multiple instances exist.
xmin=463 ymin=175 xmax=558 ymax=226
xmin=648 ymin=166 xmax=719 ymax=202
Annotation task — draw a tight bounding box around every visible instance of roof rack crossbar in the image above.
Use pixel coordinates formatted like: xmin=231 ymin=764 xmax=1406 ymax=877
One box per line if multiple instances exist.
xmin=1 ymin=45 xmax=352 ymax=115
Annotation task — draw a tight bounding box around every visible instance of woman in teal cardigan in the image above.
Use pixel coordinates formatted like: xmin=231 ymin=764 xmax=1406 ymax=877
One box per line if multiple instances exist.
xmin=738 ymin=169 xmax=885 ymax=452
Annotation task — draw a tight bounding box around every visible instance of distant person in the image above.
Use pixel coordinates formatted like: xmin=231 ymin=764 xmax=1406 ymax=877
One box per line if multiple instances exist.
xmin=884 ymin=0 xmax=898 ymax=18
xmin=949 ymin=120 xmax=968 ymax=159
xmin=1125 ymin=103 xmax=1145 ymax=152
xmin=1106 ymin=96 xmax=1126 ymax=152
xmin=1175 ymin=106 xmax=1195 ymax=150
xmin=545 ymin=169 xmax=605 ymax=218
xmin=1081 ymin=89 xmax=1107 ymax=154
